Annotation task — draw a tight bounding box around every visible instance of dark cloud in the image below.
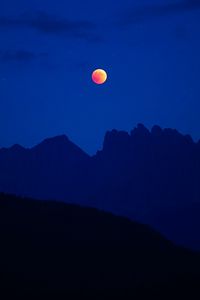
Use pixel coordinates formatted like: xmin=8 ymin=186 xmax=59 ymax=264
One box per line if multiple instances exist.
xmin=119 ymin=0 xmax=200 ymax=25
xmin=0 ymin=50 xmax=48 ymax=63
xmin=0 ymin=11 xmax=99 ymax=41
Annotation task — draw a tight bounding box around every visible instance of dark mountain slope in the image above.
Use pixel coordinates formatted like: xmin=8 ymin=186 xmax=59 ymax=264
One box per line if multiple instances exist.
xmin=0 ymin=193 xmax=199 ymax=295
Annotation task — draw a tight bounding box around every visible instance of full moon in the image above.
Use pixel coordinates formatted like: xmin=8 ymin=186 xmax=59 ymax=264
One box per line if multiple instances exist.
xmin=92 ymin=69 xmax=107 ymax=85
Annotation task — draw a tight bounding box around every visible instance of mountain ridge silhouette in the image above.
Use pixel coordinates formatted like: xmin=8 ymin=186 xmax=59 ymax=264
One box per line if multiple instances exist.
xmin=0 ymin=123 xmax=200 ymax=249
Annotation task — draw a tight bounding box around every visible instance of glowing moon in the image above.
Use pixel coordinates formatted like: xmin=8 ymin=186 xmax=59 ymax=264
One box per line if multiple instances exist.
xmin=92 ymin=69 xmax=107 ymax=85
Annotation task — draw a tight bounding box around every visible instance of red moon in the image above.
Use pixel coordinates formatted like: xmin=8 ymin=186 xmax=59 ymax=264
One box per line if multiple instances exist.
xmin=92 ymin=69 xmax=107 ymax=85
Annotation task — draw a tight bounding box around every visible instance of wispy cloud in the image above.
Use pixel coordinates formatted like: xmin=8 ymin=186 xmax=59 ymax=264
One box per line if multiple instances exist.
xmin=118 ymin=0 xmax=200 ymax=25
xmin=0 ymin=11 xmax=99 ymax=41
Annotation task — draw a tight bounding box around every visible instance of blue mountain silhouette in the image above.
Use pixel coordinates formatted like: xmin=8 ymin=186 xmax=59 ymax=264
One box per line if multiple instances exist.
xmin=0 ymin=124 xmax=200 ymax=249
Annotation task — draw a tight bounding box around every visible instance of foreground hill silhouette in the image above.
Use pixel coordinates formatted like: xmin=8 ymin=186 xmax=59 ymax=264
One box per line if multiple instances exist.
xmin=0 ymin=124 xmax=200 ymax=249
xmin=0 ymin=193 xmax=200 ymax=295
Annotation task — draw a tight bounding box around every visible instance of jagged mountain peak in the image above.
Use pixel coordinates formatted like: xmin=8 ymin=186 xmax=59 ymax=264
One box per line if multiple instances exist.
xmin=131 ymin=123 xmax=150 ymax=137
xmin=10 ymin=144 xmax=26 ymax=151
xmin=34 ymin=134 xmax=70 ymax=146
xmin=102 ymin=124 xmax=196 ymax=152
xmin=31 ymin=134 xmax=90 ymax=161
xmin=0 ymin=143 xmax=26 ymax=154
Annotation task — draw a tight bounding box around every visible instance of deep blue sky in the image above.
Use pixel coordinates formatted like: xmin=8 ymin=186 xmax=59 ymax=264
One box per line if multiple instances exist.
xmin=0 ymin=0 xmax=200 ymax=154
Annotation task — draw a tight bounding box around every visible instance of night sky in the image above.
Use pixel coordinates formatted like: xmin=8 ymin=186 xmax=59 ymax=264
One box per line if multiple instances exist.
xmin=0 ymin=0 xmax=200 ymax=154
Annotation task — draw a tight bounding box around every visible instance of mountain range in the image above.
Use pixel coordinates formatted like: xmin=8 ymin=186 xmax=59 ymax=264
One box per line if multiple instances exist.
xmin=0 ymin=124 xmax=200 ymax=250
